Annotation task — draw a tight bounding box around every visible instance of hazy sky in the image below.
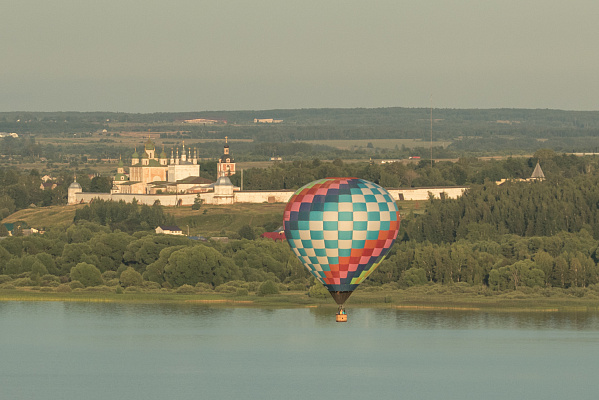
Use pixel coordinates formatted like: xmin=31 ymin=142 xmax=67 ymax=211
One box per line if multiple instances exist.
xmin=2 ymin=0 xmax=599 ymax=112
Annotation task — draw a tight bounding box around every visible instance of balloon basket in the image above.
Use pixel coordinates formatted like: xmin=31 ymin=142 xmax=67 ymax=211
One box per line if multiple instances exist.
xmin=336 ymin=313 xmax=348 ymax=322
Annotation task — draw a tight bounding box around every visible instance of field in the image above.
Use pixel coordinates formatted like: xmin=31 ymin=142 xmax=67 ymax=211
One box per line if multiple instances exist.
xmin=1 ymin=199 xmax=425 ymax=237
xmin=1 ymin=204 xmax=84 ymax=230
xmin=302 ymin=138 xmax=453 ymax=150
xmin=1 ymin=203 xmax=287 ymax=237
xmin=35 ymin=134 xmax=251 ymax=150
xmin=166 ymin=203 xmax=286 ymax=237
xmin=1 ymin=200 xmax=425 ymax=237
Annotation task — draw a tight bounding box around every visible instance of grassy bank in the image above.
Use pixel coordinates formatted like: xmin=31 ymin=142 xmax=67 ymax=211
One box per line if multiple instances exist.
xmin=3 ymin=285 xmax=599 ymax=312
xmin=166 ymin=203 xmax=285 ymax=237
xmin=1 ymin=203 xmax=287 ymax=237
xmin=1 ymin=200 xmax=427 ymax=237
xmin=1 ymin=204 xmax=85 ymax=229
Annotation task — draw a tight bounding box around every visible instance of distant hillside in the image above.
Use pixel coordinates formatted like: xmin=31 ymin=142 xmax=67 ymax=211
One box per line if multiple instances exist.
xmin=4 ymin=107 xmax=599 ymax=159
xmin=1 ymin=205 xmax=81 ymax=230
xmin=1 ymin=203 xmax=286 ymax=237
xmin=3 ymin=107 xmax=599 ymax=130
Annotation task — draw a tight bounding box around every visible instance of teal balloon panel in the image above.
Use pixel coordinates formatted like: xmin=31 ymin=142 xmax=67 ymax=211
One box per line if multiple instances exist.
xmin=283 ymin=178 xmax=400 ymax=292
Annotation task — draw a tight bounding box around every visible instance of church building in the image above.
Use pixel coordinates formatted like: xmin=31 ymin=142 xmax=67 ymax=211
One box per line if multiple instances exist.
xmin=168 ymin=141 xmax=200 ymax=182
xmin=112 ymin=137 xmax=235 ymax=196
xmin=217 ymin=136 xmax=236 ymax=178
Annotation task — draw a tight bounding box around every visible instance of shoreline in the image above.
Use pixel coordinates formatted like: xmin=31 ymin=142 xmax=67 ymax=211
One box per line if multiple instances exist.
xmin=2 ymin=287 xmax=599 ymax=312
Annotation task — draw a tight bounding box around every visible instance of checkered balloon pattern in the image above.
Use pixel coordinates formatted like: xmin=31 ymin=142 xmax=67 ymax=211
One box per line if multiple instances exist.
xmin=284 ymin=178 xmax=400 ymax=292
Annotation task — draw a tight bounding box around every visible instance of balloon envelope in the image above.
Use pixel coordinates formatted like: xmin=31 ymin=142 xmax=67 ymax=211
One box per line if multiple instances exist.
xmin=284 ymin=178 xmax=400 ymax=303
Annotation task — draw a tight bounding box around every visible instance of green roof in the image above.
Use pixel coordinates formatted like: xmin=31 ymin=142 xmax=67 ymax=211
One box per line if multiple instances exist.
xmin=132 ymin=159 xmax=163 ymax=167
xmin=114 ymin=173 xmax=129 ymax=181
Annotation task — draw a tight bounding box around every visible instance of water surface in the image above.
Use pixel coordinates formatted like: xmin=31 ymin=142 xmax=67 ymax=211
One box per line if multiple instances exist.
xmin=1 ymin=302 xmax=598 ymax=400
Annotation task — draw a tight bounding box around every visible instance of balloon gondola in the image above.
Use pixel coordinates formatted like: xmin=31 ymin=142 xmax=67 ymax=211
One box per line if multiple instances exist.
xmin=283 ymin=178 xmax=400 ymax=322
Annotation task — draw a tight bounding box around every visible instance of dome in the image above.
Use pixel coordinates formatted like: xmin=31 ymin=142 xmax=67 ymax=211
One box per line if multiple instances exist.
xmin=215 ymin=176 xmax=233 ymax=187
xmin=160 ymin=150 xmax=167 ymax=159
xmin=69 ymin=180 xmax=82 ymax=190
xmin=145 ymin=139 xmax=155 ymax=150
xmin=132 ymin=150 xmax=139 ymax=158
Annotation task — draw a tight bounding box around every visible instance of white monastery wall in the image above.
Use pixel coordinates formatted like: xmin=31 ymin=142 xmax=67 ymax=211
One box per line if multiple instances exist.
xmin=234 ymin=191 xmax=296 ymax=203
xmin=74 ymin=192 xmax=197 ymax=206
xmin=71 ymin=187 xmax=467 ymax=206
xmin=386 ymin=187 xmax=467 ymax=201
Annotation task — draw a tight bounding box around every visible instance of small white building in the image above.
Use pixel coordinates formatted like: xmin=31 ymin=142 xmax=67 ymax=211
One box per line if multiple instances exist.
xmin=155 ymin=226 xmax=184 ymax=235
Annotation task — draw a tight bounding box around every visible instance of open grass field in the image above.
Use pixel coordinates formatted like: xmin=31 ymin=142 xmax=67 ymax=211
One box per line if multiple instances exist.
xmin=1 ymin=200 xmax=424 ymax=236
xmin=302 ymin=138 xmax=453 ymax=150
xmin=1 ymin=200 xmax=422 ymax=236
xmin=166 ymin=203 xmax=286 ymax=237
xmin=1 ymin=203 xmax=287 ymax=237
xmin=1 ymin=204 xmax=85 ymax=230
xmin=36 ymin=134 xmax=251 ymax=149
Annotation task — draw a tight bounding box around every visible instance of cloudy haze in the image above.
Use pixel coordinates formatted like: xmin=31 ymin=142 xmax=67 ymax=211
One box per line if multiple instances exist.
xmin=2 ymin=0 xmax=599 ymax=112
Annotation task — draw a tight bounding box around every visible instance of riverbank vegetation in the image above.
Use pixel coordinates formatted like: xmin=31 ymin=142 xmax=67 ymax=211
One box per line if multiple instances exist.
xmin=2 ymin=284 xmax=599 ymax=312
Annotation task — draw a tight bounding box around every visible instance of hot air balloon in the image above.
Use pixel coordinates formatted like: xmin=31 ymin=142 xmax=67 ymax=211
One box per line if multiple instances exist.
xmin=283 ymin=177 xmax=400 ymax=321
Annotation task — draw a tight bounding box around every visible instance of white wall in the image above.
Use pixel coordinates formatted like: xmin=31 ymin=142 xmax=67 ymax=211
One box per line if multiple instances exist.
xmin=74 ymin=192 xmax=197 ymax=206
xmin=71 ymin=186 xmax=468 ymax=206
xmin=386 ymin=187 xmax=467 ymax=201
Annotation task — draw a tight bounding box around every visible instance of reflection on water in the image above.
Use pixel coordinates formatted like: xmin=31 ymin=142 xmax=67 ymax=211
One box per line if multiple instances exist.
xmin=1 ymin=302 xmax=599 ymax=400
xmin=307 ymin=305 xmax=599 ymax=331
xmin=391 ymin=308 xmax=599 ymax=331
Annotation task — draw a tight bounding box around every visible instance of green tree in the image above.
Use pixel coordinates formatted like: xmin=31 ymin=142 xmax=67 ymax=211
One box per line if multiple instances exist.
xmin=119 ymin=267 xmax=143 ymax=287
xmin=164 ymin=245 xmax=241 ymax=287
xmin=70 ymin=262 xmax=103 ymax=287
xmin=191 ymin=195 xmax=203 ymax=210
xmin=399 ymin=268 xmax=427 ymax=287
xmin=308 ymin=282 xmax=329 ymax=298
xmin=258 ymin=280 xmax=280 ymax=296
xmin=91 ymin=231 xmax=134 ymax=272
xmin=143 ymin=245 xmax=187 ymax=284
xmin=89 ymin=176 xmax=112 ymax=192
xmin=0 ymin=195 xmax=16 ymax=218
xmin=238 ymin=225 xmax=256 ymax=240
xmin=533 ymin=251 xmax=554 ymax=287
xmin=123 ymin=234 xmax=189 ymax=271
xmin=59 ymin=243 xmax=99 ymax=275
xmin=0 ymin=245 xmax=11 ymax=273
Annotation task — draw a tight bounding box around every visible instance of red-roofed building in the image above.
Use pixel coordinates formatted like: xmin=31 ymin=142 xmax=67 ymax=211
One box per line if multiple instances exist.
xmin=260 ymin=231 xmax=286 ymax=241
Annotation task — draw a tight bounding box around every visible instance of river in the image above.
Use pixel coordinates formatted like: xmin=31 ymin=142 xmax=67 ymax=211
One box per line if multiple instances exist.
xmin=1 ymin=302 xmax=598 ymax=400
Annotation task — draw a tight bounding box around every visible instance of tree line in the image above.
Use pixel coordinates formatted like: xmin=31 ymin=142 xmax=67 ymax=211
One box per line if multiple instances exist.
xmin=0 ymin=221 xmax=309 ymax=292
xmin=404 ymin=174 xmax=599 ymax=243
xmin=232 ymin=150 xmax=593 ymax=190
xmin=0 ymin=167 xmax=118 ymax=219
